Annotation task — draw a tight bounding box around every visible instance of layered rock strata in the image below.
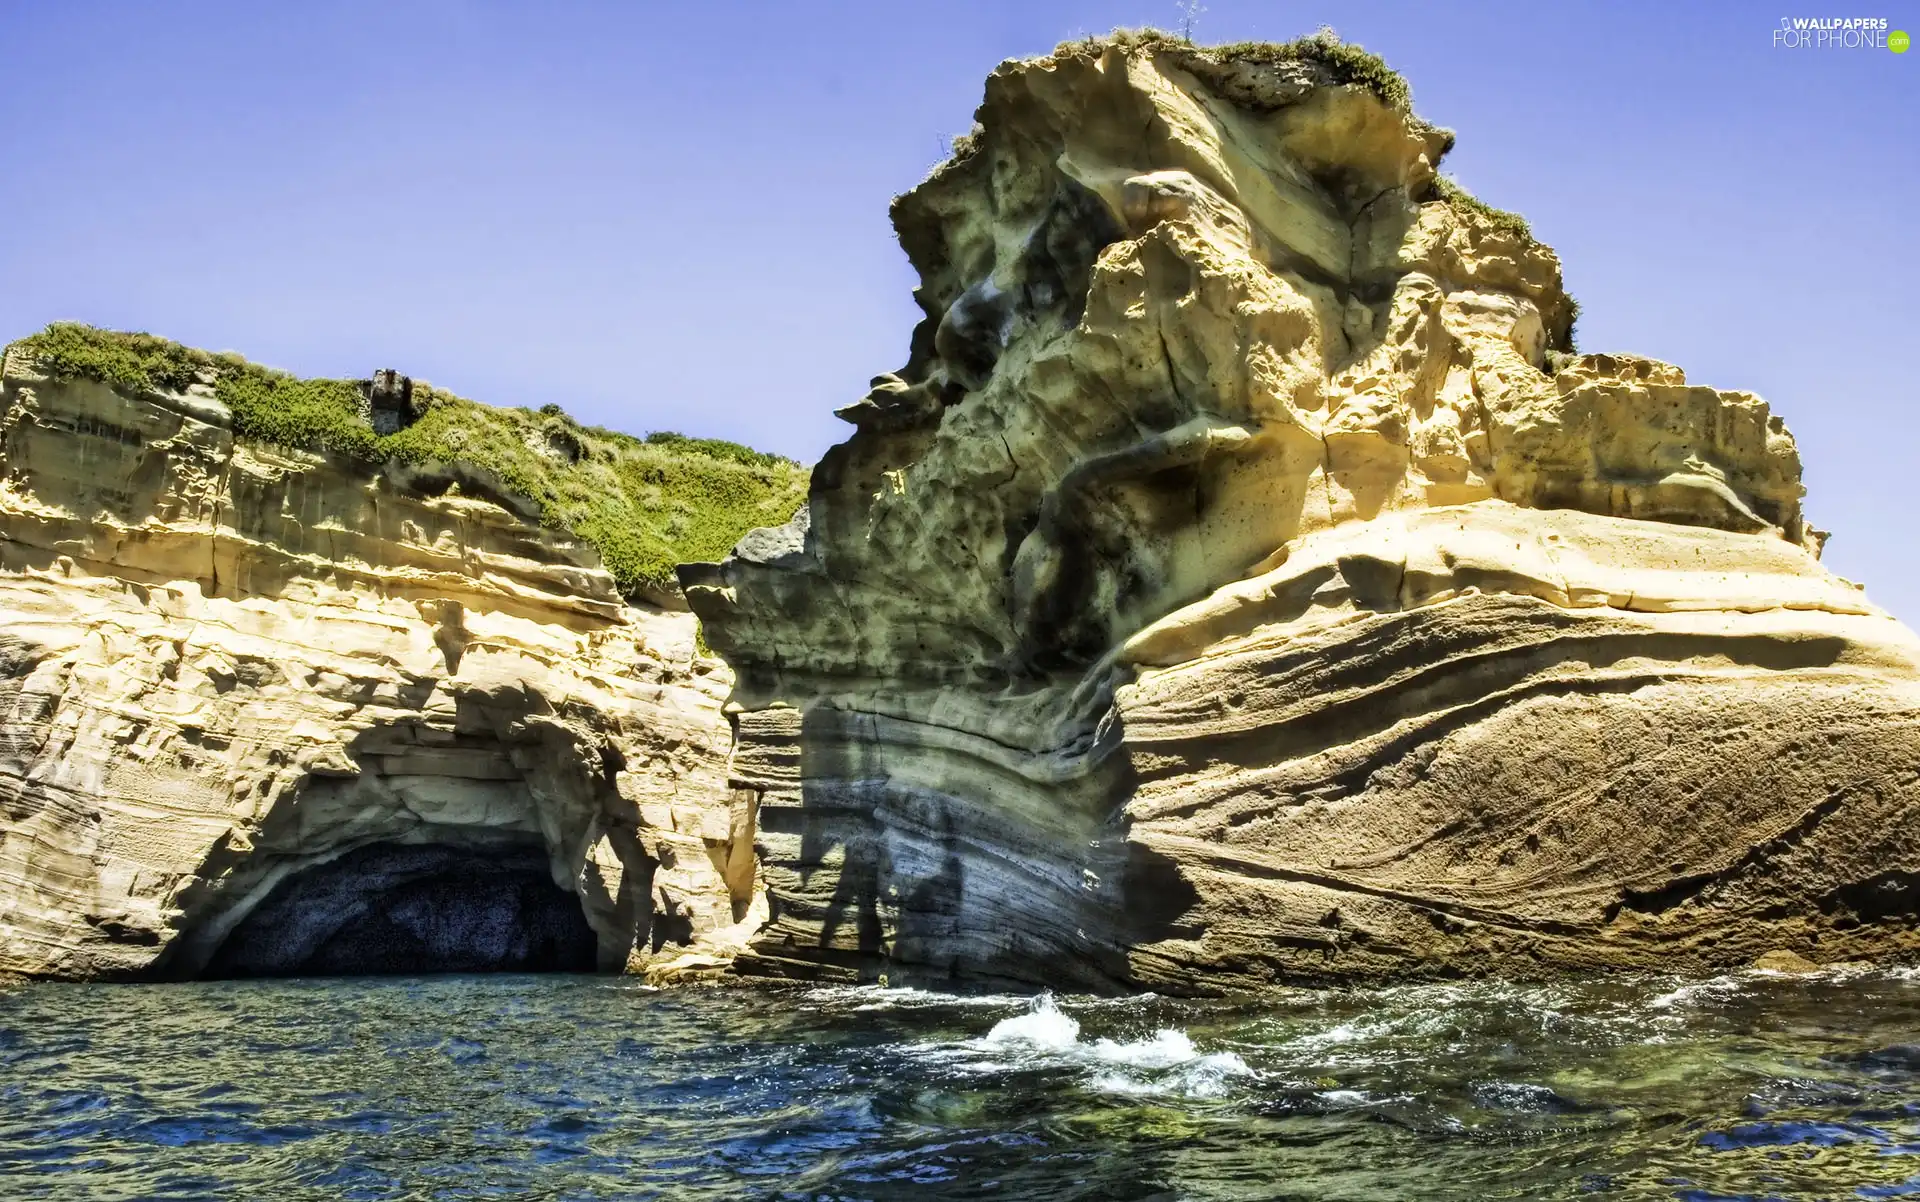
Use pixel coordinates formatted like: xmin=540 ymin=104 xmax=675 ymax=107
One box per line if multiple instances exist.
xmin=0 ymin=352 xmax=757 ymax=981
xmin=685 ymin=40 xmax=1920 ymax=991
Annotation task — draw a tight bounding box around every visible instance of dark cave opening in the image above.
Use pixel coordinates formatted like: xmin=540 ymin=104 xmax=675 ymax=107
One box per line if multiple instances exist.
xmin=203 ymin=841 xmax=599 ymax=978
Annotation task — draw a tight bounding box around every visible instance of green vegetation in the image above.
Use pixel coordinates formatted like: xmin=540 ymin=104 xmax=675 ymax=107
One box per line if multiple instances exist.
xmin=640 ymin=430 xmax=790 ymax=471
xmin=1430 ymin=174 xmax=1534 ymax=242
xmin=1203 ymin=29 xmax=1410 ymax=112
xmin=7 ymin=323 xmax=808 ymax=600
xmin=10 ymin=322 xmax=242 ymax=397
xmin=1425 ymin=178 xmax=1580 ymax=351
xmin=1051 ymin=25 xmax=1412 ymax=112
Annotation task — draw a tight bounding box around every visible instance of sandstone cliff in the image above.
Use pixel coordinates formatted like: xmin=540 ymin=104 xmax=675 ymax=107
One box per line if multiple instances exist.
xmin=0 ymin=345 xmax=762 ymax=981
xmin=684 ymin=34 xmax=1920 ymax=991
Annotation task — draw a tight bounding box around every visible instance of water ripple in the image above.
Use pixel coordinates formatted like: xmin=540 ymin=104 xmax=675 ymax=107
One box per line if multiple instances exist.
xmin=4 ymin=969 xmax=1920 ymax=1198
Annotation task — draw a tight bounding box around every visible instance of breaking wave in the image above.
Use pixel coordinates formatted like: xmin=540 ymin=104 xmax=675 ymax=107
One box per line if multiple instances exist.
xmin=915 ymin=993 xmax=1255 ymax=1099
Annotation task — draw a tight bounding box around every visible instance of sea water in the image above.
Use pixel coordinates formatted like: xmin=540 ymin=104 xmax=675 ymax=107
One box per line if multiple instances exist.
xmin=6 ymin=967 xmax=1920 ymax=1199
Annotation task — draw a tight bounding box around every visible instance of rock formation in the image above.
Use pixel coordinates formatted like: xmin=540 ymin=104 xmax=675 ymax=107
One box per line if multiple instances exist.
xmin=0 ymin=349 xmax=757 ymax=981
xmin=684 ymin=36 xmax=1920 ymax=991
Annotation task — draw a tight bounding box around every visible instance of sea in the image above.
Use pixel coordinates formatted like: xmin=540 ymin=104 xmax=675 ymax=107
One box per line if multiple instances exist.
xmin=6 ymin=967 xmax=1920 ymax=1199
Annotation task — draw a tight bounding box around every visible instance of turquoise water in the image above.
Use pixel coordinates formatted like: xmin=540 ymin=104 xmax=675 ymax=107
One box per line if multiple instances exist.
xmin=7 ymin=968 xmax=1920 ymax=1199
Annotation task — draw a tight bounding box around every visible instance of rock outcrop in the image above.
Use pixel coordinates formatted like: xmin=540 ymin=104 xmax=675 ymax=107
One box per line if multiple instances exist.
xmin=0 ymin=350 xmax=757 ymax=981
xmin=684 ymin=37 xmax=1920 ymax=991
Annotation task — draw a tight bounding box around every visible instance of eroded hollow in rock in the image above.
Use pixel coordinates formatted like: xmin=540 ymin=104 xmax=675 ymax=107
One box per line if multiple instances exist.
xmin=202 ymin=841 xmax=598 ymax=978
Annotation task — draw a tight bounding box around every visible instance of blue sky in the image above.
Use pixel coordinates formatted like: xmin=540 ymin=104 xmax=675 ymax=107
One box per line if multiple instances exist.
xmin=2 ymin=2 xmax=1914 ymax=617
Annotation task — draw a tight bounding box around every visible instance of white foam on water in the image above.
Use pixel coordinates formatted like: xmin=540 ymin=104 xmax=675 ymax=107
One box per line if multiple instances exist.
xmin=1089 ymin=1050 xmax=1252 ymax=1099
xmin=1317 ymin=1088 xmax=1374 ymax=1107
xmin=1090 ymin=1027 xmax=1198 ymax=1068
xmin=1646 ymin=975 xmax=1745 ymax=1011
xmin=1269 ymin=1014 xmax=1441 ymax=1068
xmin=982 ymin=995 xmax=1084 ymax=1050
xmin=1284 ymin=1020 xmax=1372 ymax=1049
xmin=925 ymin=994 xmax=1253 ymax=1099
xmin=800 ymin=984 xmax=1033 ymax=1012
xmin=1086 ymin=1026 xmax=1254 ymax=1097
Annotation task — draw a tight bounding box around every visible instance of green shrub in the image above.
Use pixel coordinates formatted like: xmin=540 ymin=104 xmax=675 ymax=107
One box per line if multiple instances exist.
xmin=1423 ymin=180 xmax=1580 ymax=351
xmin=642 ymin=429 xmax=791 ymax=471
xmin=216 ymin=368 xmax=381 ymax=458
xmin=8 ymin=323 xmax=808 ymax=599
xmin=1208 ymin=29 xmax=1411 ymax=112
xmin=1051 ymin=26 xmax=1412 ymax=112
xmin=1430 ymin=175 xmax=1533 ymax=241
xmin=8 ymin=321 xmax=221 ymax=395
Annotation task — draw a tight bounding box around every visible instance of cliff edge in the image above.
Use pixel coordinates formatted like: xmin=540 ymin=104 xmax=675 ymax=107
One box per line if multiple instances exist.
xmin=0 ymin=334 xmax=798 ymax=981
xmin=684 ymin=33 xmax=1920 ymax=991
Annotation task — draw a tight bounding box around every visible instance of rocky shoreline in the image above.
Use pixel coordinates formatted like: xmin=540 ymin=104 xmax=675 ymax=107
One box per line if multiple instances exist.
xmin=5 ymin=34 xmax=1919 ymax=992
xmin=0 ymin=353 xmax=756 ymax=982
xmin=684 ymin=35 xmax=1920 ymax=990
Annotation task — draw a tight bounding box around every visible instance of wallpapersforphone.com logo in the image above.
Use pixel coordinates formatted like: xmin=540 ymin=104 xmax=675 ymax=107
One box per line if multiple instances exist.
xmin=1772 ymin=16 xmax=1908 ymax=49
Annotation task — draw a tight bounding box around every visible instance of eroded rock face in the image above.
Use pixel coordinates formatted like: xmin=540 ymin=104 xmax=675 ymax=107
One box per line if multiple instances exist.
xmin=0 ymin=353 xmax=758 ymax=981
xmin=684 ymin=42 xmax=1920 ymax=991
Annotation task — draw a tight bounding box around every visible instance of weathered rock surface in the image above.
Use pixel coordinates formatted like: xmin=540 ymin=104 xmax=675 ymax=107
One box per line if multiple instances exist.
xmin=684 ymin=40 xmax=1920 ymax=991
xmin=0 ymin=351 xmax=757 ymax=981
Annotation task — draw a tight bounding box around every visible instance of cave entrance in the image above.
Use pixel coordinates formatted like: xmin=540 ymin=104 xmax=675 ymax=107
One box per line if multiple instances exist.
xmin=202 ymin=841 xmax=599 ymax=978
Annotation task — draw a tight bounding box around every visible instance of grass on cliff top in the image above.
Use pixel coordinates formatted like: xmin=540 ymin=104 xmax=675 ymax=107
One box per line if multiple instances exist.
xmin=7 ymin=323 xmax=808 ymax=600
xmin=1425 ymin=177 xmax=1581 ymax=350
xmin=1430 ymin=175 xmax=1534 ymax=242
xmin=1050 ymin=26 xmax=1412 ymax=112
